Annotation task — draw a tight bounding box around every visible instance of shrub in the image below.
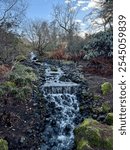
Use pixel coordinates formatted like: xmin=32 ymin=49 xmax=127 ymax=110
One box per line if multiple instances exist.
xmin=105 ymin=113 xmax=113 ymax=125
xmin=0 ymin=88 xmax=5 ymax=97
xmin=0 ymin=63 xmax=37 ymax=102
xmin=2 ymin=81 xmax=16 ymax=91
xmin=15 ymin=55 xmax=26 ymax=62
xmin=0 ymin=139 xmax=8 ymax=150
xmin=102 ymin=102 xmax=111 ymax=113
xmin=101 ymin=82 xmax=112 ymax=95
xmin=0 ymin=65 xmax=11 ymax=77
xmin=84 ymin=29 xmax=113 ymax=59
xmin=9 ymin=63 xmax=37 ymax=84
xmin=49 ymin=49 xmax=65 ymax=60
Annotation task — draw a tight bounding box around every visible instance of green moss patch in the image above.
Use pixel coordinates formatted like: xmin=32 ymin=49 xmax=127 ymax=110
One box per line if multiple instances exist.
xmin=101 ymin=82 xmax=112 ymax=95
xmin=74 ymin=118 xmax=113 ymax=150
xmin=102 ymin=102 xmax=111 ymax=113
xmin=105 ymin=113 xmax=113 ymax=125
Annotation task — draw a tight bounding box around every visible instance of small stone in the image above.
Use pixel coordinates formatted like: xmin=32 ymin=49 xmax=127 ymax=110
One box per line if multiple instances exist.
xmin=20 ymin=136 xmax=26 ymax=143
xmin=97 ymin=115 xmax=106 ymax=122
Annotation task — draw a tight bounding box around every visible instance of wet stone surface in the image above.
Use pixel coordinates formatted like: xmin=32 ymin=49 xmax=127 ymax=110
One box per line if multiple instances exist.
xmin=40 ymin=63 xmax=81 ymax=150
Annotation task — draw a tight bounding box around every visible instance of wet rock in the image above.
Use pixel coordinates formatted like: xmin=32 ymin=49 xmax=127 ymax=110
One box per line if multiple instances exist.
xmin=48 ymin=102 xmax=56 ymax=108
xmin=64 ymin=124 xmax=72 ymax=135
xmin=97 ymin=115 xmax=106 ymax=122
xmin=51 ymin=119 xmax=57 ymax=127
xmin=20 ymin=136 xmax=26 ymax=144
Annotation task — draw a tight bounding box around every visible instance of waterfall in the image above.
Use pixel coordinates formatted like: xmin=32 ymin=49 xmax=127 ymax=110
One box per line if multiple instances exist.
xmin=41 ymin=63 xmax=80 ymax=150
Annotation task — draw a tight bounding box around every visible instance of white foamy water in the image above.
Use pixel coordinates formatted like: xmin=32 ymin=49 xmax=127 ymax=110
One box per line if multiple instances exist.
xmin=41 ymin=64 xmax=80 ymax=150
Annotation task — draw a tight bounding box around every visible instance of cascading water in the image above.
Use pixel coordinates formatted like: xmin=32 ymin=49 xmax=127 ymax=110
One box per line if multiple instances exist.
xmin=40 ymin=63 xmax=80 ymax=150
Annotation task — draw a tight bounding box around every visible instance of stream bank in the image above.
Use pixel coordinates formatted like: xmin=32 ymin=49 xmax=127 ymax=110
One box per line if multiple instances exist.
xmin=0 ymin=58 xmax=113 ymax=150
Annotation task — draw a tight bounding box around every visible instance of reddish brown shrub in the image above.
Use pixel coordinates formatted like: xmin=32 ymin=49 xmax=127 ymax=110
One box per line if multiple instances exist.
xmin=49 ymin=49 xmax=66 ymax=60
xmin=82 ymin=56 xmax=113 ymax=77
xmin=0 ymin=65 xmax=12 ymax=77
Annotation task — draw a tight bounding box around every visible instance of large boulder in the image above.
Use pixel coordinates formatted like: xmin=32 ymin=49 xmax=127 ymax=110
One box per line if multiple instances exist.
xmin=74 ymin=118 xmax=113 ymax=150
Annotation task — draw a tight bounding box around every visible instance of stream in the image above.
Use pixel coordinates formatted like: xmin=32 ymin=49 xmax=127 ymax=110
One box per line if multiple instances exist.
xmin=40 ymin=63 xmax=80 ymax=150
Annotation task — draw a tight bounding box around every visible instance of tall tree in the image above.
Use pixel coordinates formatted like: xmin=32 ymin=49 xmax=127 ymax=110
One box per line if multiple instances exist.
xmin=52 ymin=2 xmax=80 ymax=52
xmin=25 ymin=20 xmax=51 ymax=55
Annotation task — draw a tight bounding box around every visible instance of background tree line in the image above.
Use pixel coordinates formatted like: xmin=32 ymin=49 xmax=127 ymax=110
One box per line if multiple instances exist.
xmin=0 ymin=0 xmax=113 ymax=64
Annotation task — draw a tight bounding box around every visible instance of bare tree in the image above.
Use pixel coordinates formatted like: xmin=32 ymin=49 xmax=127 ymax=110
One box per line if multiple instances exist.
xmin=0 ymin=0 xmax=28 ymax=64
xmin=25 ymin=20 xmax=51 ymax=55
xmin=83 ymin=0 xmax=113 ymax=32
xmin=52 ymin=3 xmax=80 ymax=52
xmin=0 ymin=0 xmax=27 ymax=29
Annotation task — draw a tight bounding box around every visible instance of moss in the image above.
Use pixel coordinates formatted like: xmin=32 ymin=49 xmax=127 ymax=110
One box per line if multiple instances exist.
xmin=105 ymin=113 xmax=113 ymax=125
xmin=85 ymin=127 xmax=101 ymax=147
xmin=3 ymin=81 xmax=16 ymax=89
xmin=80 ymin=118 xmax=99 ymax=128
xmin=0 ymin=139 xmax=8 ymax=150
xmin=102 ymin=102 xmax=111 ymax=113
xmin=15 ymin=55 xmax=26 ymax=62
xmin=101 ymin=82 xmax=112 ymax=95
xmin=74 ymin=119 xmax=113 ymax=150
xmin=103 ymin=137 xmax=113 ymax=150
xmin=77 ymin=139 xmax=92 ymax=150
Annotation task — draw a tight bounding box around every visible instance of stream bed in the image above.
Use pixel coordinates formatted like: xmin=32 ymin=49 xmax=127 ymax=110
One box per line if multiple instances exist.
xmin=40 ymin=63 xmax=80 ymax=150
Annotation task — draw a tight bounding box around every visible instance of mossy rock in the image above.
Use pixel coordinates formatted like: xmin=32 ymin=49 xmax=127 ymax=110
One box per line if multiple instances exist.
xmin=102 ymin=102 xmax=111 ymax=113
xmin=0 ymin=139 xmax=8 ymax=150
xmin=101 ymin=82 xmax=112 ymax=95
xmin=105 ymin=113 xmax=113 ymax=125
xmin=74 ymin=118 xmax=113 ymax=150
xmin=77 ymin=139 xmax=92 ymax=150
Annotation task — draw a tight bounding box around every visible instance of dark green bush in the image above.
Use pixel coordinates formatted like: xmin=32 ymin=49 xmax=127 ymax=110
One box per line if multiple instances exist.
xmin=83 ymin=29 xmax=113 ymax=59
